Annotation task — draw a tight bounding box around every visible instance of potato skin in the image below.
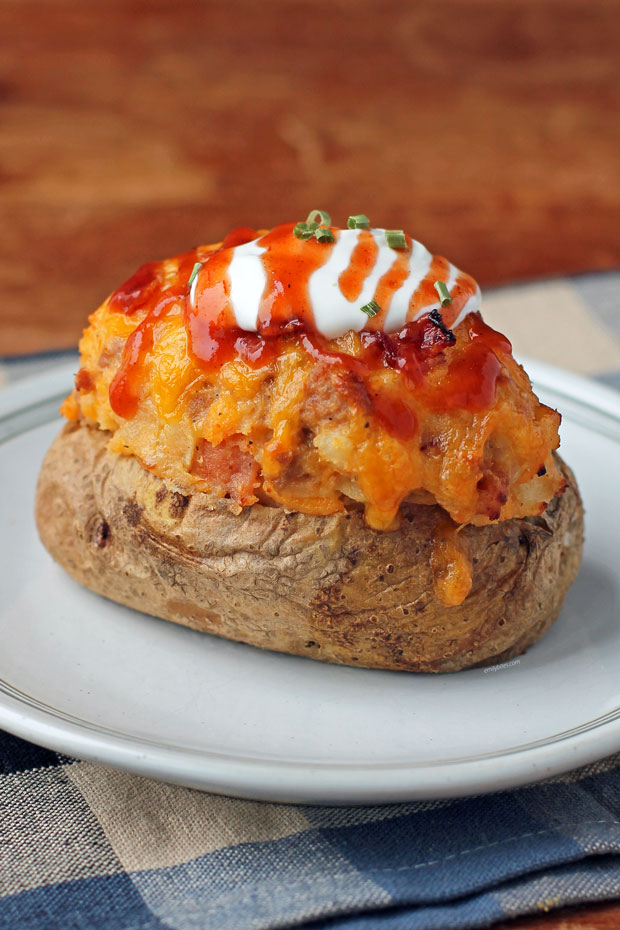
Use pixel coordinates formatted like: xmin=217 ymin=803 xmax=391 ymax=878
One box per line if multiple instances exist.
xmin=35 ymin=423 xmax=584 ymax=673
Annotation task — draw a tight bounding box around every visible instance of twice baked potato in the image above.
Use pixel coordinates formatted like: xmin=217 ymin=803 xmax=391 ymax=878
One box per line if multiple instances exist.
xmin=36 ymin=213 xmax=584 ymax=672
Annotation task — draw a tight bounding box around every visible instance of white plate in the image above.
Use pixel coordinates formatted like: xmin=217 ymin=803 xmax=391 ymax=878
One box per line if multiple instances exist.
xmin=0 ymin=360 xmax=619 ymax=804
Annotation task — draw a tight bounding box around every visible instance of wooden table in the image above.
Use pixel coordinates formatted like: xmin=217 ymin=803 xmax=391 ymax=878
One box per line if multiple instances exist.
xmin=1 ymin=0 xmax=619 ymax=355
xmin=501 ymin=903 xmax=620 ymax=930
xmin=1 ymin=1 xmax=619 ymax=925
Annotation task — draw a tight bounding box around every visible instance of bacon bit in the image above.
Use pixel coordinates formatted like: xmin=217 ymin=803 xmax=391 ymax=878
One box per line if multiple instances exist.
xmin=476 ymin=470 xmax=510 ymax=520
xmin=75 ymin=368 xmax=94 ymax=392
xmin=331 ymin=368 xmax=373 ymax=415
xmin=428 ymin=309 xmax=456 ymax=342
xmin=190 ymin=436 xmax=259 ymax=505
xmin=394 ymin=316 xmax=456 ymax=364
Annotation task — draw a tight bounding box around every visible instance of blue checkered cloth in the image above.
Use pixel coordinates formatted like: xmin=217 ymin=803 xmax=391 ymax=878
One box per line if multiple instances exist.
xmin=2 ymin=271 xmax=620 ymax=930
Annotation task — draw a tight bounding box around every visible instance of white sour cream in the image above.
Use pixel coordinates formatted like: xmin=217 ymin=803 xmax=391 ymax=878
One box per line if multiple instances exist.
xmin=214 ymin=227 xmax=481 ymax=337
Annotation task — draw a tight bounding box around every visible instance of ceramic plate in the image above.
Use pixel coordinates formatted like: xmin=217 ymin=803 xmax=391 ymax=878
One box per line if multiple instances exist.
xmin=0 ymin=360 xmax=618 ymax=804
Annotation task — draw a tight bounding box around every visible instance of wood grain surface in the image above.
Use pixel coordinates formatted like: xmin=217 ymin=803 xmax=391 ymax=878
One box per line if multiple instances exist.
xmin=2 ymin=3 xmax=620 ymax=924
xmin=496 ymin=900 xmax=620 ymax=930
xmin=1 ymin=0 xmax=619 ymax=354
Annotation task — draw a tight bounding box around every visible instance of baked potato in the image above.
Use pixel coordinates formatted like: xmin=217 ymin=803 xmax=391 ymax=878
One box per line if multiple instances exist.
xmin=35 ymin=213 xmax=584 ymax=672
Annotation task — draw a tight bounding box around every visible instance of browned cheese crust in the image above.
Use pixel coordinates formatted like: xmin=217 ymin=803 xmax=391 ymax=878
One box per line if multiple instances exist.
xmin=35 ymin=423 xmax=584 ymax=673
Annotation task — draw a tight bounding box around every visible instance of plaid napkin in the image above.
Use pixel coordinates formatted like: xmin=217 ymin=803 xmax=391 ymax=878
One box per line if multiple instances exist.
xmin=2 ymin=270 xmax=620 ymax=930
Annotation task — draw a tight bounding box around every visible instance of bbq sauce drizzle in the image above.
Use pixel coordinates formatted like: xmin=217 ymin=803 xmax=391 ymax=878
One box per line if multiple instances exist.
xmin=107 ymin=223 xmax=511 ymax=433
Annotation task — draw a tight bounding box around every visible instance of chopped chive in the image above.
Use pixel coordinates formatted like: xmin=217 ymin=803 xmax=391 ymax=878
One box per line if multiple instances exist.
xmin=294 ymin=221 xmax=319 ymax=240
xmin=187 ymin=261 xmax=202 ymax=288
xmin=315 ymin=227 xmax=334 ymax=243
xmin=434 ymin=280 xmax=452 ymax=307
xmin=386 ymin=229 xmax=407 ymax=249
xmin=360 ymin=298 xmax=381 ymax=318
xmin=306 ymin=209 xmax=332 ymax=226
xmin=347 ymin=214 xmax=370 ymax=229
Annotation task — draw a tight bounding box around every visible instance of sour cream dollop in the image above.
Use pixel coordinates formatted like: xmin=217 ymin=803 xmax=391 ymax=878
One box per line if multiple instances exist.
xmin=191 ymin=223 xmax=481 ymax=339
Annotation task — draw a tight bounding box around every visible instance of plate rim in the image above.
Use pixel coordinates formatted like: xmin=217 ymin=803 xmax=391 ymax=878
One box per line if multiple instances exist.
xmin=1 ymin=357 xmax=619 ymax=804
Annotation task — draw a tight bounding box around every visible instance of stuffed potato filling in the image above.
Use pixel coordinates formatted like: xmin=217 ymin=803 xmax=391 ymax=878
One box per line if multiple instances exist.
xmin=62 ymin=220 xmax=564 ymax=532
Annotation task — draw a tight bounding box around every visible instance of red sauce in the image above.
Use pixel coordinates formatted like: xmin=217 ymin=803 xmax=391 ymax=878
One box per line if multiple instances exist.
xmin=468 ymin=312 xmax=512 ymax=355
xmin=107 ymin=223 xmax=507 ymax=425
xmin=109 ymin=294 xmax=179 ymax=418
xmin=298 ymin=314 xmax=507 ymax=423
xmin=371 ymin=392 xmax=418 ymax=440
xmin=108 ymin=262 xmax=161 ymax=315
xmin=298 ymin=333 xmax=419 ymax=439
xmin=421 ymin=316 xmax=511 ymax=412
xmin=256 ymin=223 xmax=332 ymax=334
xmin=426 ymin=339 xmax=502 ymax=412
xmin=338 ymin=230 xmax=379 ymax=302
xmin=442 ymin=274 xmax=479 ymax=329
xmin=413 ymin=255 xmax=452 ymax=312
xmin=186 ymin=323 xmax=280 ymax=375
xmin=221 ymin=226 xmax=258 ymax=249
xmin=109 ymin=326 xmax=152 ymax=419
xmin=368 ymin=249 xmax=412 ymax=331
xmin=185 ymin=247 xmax=236 ymax=364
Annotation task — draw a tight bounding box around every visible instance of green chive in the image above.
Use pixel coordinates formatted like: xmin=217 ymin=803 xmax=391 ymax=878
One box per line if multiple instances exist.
xmin=315 ymin=227 xmax=334 ymax=243
xmin=187 ymin=261 xmax=202 ymax=288
xmin=434 ymin=280 xmax=452 ymax=307
xmin=294 ymin=221 xmax=319 ymax=240
xmin=386 ymin=229 xmax=407 ymax=250
xmin=347 ymin=214 xmax=370 ymax=229
xmin=306 ymin=209 xmax=332 ymax=226
xmin=360 ymin=298 xmax=381 ymax=318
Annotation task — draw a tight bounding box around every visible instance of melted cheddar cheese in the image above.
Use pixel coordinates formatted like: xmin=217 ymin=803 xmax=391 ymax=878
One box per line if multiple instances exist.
xmin=62 ymin=222 xmax=564 ymax=533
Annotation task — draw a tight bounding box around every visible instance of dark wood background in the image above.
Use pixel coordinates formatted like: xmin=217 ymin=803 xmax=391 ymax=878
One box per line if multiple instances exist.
xmin=1 ymin=0 xmax=619 ymax=355
xmin=2 ymin=3 xmax=620 ymax=924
